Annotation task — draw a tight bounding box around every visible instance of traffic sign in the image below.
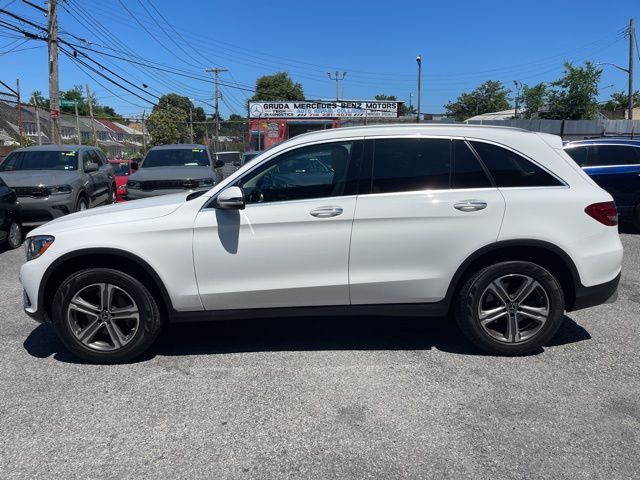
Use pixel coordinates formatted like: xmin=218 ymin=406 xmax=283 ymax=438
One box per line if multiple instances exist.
xmin=59 ymin=100 xmax=76 ymax=107
xmin=50 ymin=109 xmax=60 ymax=118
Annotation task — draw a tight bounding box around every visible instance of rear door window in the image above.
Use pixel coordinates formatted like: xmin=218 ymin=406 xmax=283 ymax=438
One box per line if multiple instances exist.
xmin=453 ymin=140 xmax=492 ymax=188
xmin=470 ymin=141 xmax=563 ymax=187
xmin=371 ymin=138 xmax=451 ymax=193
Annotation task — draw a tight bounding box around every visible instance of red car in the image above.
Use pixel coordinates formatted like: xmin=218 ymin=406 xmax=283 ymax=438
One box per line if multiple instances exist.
xmin=108 ymin=159 xmax=134 ymax=202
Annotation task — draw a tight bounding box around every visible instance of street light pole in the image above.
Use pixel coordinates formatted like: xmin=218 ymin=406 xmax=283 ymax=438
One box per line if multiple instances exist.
xmin=628 ymin=18 xmax=634 ymax=120
xmin=416 ymin=55 xmax=422 ymax=123
xmin=513 ymin=80 xmax=522 ymax=119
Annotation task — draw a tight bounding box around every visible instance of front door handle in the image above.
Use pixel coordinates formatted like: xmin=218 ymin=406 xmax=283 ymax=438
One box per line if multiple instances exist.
xmin=454 ymin=200 xmax=487 ymax=212
xmin=310 ymin=206 xmax=343 ymax=218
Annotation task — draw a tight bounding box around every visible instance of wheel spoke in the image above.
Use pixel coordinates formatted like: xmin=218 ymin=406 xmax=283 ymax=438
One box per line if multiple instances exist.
xmin=514 ymin=277 xmax=539 ymax=305
xmin=518 ymin=305 xmax=548 ymax=324
xmin=110 ymin=306 xmax=139 ymax=320
xmin=77 ymin=318 xmax=103 ymax=344
xmin=488 ymin=280 xmax=510 ymax=305
xmin=99 ymin=283 xmax=115 ymax=311
xmin=69 ymin=297 xmax=100 ymax=318
xmin=506 ymin=313 xmax=521 ymax=343
xmin=479 ymin=306 xmax=508 ymax=326
xmin=104 ymin=321 xmax=126 ymax=348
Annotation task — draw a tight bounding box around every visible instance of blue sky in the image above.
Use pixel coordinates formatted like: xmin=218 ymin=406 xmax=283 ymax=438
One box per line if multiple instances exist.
xmin=0 ymin=0 xmax=637 ymax=118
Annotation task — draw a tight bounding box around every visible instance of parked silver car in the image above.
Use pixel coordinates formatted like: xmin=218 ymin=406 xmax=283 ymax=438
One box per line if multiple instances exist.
xmin=125 ymin=144 xmax=223 ymax=200
xmin=0 ymin=145 xmax=115 ymax=226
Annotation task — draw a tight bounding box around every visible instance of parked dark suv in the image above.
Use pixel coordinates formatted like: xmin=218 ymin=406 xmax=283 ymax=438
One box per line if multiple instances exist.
xmin=0 ymin=175 xmax=22 ymax=249
xmin=0 ymin=145 xmax=116 ymax=226
xmin=564 ymin=138 xmax=640 ymax=229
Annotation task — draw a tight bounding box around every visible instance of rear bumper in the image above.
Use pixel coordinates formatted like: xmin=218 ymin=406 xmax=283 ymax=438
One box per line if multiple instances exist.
xmin=570 ymin=272 xmax=620 ymax=311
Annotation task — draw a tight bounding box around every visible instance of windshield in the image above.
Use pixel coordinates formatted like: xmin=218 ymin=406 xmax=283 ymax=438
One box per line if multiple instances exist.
xmin=0 ymin=150 xmax=78 ymax=171
xmin=110 ymin=162 xmax=131 ymax=176
xmin=142 ymin=148 xmax=210 ymax=168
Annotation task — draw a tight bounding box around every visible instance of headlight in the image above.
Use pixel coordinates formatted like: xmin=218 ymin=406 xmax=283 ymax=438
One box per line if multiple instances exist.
xmin=46 ymin=185 xmax=72 ymax=195
xmin=196 ymin=178 xmax=214 ymax=187
xmin=25 ymin=235 xmax=55 ymax=261
xmin=127 ymin=180 xmax=141 ymax=189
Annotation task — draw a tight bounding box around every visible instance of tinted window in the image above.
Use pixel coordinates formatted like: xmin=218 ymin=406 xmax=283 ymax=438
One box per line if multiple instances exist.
xmin=111 ymin=162 xmax=130 ymax=176
xmin=372 ymin=138 xmax=451 ymax=193
xmin=83 ymin=150 xmax=99 ymax=170
xmin=240 ymin=141 xmax=359 ymax=204
xmin=470 ymin=141 xmax=563 ymax=187
xmin=0 ymin=150 xmax=78 ymax=171
xmin=142 ymin=148 xmax=210 ymax=168
xmin=582 ymin=145 xmax=640 ymax=166
xmin=453 ymin=140 xmax=492 ymax=188
xmin=564 ymin=146 xmax=588 ymax=166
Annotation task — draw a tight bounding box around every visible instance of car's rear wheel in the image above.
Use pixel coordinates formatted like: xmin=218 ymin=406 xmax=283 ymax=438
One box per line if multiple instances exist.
xmin=455 ymin=261 xmax=565 ymax=355
xmin=51 ymin=268 xmax=163 ymax=363
xmin=6 ymin=220 xmax=22 ymax=249
xmin=75 ymin=196 xmax=88 ymax=212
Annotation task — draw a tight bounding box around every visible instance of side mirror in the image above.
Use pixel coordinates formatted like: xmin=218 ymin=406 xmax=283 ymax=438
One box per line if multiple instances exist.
xmin=214 ymin=186 xmax=245 ymax=210
xmin=214 ymin=159 xmax=225 ymax=168
xmin=84 ymin=161 xmax=99 ymax=173
xmin=131 ymin=161 xmax=139 ymax=171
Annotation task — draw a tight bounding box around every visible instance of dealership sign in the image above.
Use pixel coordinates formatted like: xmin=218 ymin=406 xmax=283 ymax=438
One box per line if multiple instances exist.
xmin=248 ymin=101 xmax=401 ymax=118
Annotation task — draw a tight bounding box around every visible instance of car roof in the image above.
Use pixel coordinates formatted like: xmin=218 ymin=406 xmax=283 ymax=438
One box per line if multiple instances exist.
xmin=12 ymin=144 xmax=91 ymax=152
xmin=565 ymin=138 xmax=640 ymax=147
xmin=148 ymin=144 xmax=207 ymax=150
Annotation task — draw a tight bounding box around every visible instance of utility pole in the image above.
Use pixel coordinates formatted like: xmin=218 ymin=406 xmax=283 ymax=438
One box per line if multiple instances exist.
xmin=74 ymin=101 xmax=81 ymax=143
xmin=409 ymin=92 xmax=413 ymax=110
xmin=189 ymin=107 xmax=194 ymax=143
xmin=416 ymin=55 xmax=422 ymax=123
xmin=48 ymin=0 xmax=61 ymax=144
xmin=206 ymin=67 xmax=229 ymax=151
xmin=513 ymin=80 xmax=522 ymax=119
xmin=31 ymin=94 xmax=42 ymax=146
xmin=327 ymin=71 xmax=347 ymax=101
xmin=85 ymin=84 xmax=98 ymax=146
xmin=628 ymin=18 xmax=634 ymax=120
xmin=16 ymin=78 xmax=23 ymax=146
xmin=141 ymin=110 xmax=147 ymax=151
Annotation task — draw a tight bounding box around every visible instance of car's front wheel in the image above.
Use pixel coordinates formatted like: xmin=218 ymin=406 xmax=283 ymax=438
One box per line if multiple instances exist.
xmin=455 ymin=261 xmax=565 ymax=355
xmin=51 ymin=268 xmax=163 ymax=363
xmin=6 ymin=220 xmax=22 ymax=249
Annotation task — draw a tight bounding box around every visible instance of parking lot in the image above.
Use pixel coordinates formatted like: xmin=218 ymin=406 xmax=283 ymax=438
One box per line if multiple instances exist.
xmin=0 ymin=232 xmax=637 ymax=479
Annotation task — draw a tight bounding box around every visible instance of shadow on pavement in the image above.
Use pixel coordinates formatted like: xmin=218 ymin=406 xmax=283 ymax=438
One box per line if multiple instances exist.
xmin=23 ymin=314 xmax=591 ymax=364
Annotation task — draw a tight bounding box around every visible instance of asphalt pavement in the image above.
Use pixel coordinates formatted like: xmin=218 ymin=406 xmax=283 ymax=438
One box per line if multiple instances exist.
xmin=0 ymin=233 xmax=638 ymax=479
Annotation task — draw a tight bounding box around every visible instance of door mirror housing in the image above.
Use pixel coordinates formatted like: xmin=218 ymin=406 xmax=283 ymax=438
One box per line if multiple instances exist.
xmin=214 ymin=186 xmax=245 ymax=210
xmin=84 ymin=161 xmax=99 ymax=173
xmin=131 ymin=160 xmax=139 ymax=171
xmin=214 ymin=159 xmax=225 ymax=168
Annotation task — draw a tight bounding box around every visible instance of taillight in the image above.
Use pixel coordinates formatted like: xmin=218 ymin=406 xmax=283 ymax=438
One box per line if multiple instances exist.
xmin=585 ymin=202 xmax=618 ymax=226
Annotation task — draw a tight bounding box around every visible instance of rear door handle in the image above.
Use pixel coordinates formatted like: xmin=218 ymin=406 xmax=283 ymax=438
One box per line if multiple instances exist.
xmin=310 ymin=206 xmax=343 ymax=218
xmin=454 ymin=200 xmax=487 ymax=212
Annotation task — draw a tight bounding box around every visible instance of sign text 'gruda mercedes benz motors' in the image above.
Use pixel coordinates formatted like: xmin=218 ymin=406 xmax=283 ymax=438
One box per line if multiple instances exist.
xmin=248 ymin=101 xmax=401 ymax=118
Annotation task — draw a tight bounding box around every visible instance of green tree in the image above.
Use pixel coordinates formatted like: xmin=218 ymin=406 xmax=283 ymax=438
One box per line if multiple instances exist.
xmin=30 ymin=90 xmax=48 ymax=108
xmin=250 ymin=72 xmax=304 ymax=101
xmin=147 ymin=107 xmax=187 ymax=145
xmin=546 ymin=61 xmax=602 ymax=120
xmin=220 ymin=113 xmax=246 ymax=139
xmin=600 ymin=90 xmax=640 ymax=113
xmin=444 ymin=80 xmax=511 ymax=121
xmin=520 ymin=83 xmax=548 ymax=119
xmin=374 ymin=94 xmax=414 ymax=115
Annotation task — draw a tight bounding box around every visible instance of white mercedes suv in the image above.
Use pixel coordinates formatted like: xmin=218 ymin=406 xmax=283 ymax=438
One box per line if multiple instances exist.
xmin=20 ymin=125 xmax=623 ymax=363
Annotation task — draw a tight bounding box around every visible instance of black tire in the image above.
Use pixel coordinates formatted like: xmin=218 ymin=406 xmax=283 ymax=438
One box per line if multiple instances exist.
xmin=51 ymin=268 xmax=163 ymax=364
xmin=108 ymin=184 xmax=116 ymax=204
xmin=6 ymin=220 xmax=22 ymax=249
xmin=75 ymin=196 xmax=88 ymax=213
xmin=455 ymin=261 xmax=565 ymax=355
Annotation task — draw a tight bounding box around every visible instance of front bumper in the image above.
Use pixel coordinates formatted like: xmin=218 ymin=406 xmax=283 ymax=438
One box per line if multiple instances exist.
xmin=17 ymin=194 xmax=76 ymax=226
xmin=570 ymin=272 xmax=620 ymax=311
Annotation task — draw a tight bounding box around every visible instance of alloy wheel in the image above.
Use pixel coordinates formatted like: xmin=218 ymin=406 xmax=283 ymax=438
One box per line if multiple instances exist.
xmin=66 ymin=283 xmax=140 ymax=351
xmin=477 ymin=274 xmax=550 ymax=344
xmin=7 ymin=222 xmax=21 ymax=248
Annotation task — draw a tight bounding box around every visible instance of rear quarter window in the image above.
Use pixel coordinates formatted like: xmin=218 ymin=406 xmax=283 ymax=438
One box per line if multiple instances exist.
xmin=470 ymin=141 xmax=563 ymax=187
